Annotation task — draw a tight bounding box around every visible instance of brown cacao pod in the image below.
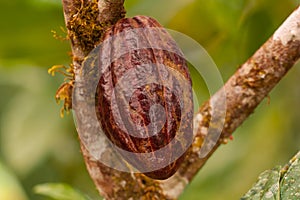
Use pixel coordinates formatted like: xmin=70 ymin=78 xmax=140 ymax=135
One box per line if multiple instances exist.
xmin=89 ymin=16 xmax=193 ymax=179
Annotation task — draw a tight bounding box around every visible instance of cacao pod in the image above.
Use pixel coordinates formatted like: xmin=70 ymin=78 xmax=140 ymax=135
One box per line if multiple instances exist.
xmin=85 ymin=15 xmax=193 ymax=180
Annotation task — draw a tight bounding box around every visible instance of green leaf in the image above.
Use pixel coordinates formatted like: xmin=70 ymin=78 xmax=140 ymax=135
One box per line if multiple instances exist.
xmin=280 ymin=151 xmax=300 ymax=199
xmin=241 ymin=166 xmax=281 ymax=200
xmin=241 ymin=151 xmax=300 ymax=200
xmin=34 ymin=183 xmax=89 ymax=200
xmin=0 ymin=162 xmax=28 ymax=200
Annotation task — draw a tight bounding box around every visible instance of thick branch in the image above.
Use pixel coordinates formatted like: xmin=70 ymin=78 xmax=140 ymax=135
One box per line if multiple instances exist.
xmin=60 ymin=1 xmax=300 ymax=199
xmin=160 ymin=6 xmax=300 ymax=199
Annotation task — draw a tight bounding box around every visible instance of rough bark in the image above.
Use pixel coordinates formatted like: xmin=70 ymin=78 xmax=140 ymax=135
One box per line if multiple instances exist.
xmin=60 ymin=1 xmax=300 ymax=199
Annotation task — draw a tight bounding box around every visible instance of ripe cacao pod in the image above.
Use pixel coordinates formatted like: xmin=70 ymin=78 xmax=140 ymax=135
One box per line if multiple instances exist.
xmin=87 ymin=15 xmax=193 ymax=179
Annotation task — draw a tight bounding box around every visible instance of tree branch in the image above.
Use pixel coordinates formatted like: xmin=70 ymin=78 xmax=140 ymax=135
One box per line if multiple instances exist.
xmin=60 ymin=1 xmax=300 ymax=199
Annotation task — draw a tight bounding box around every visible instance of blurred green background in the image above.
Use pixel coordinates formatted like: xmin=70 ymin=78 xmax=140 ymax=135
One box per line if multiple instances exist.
xmin=0 ymin=0 xmax=300 ymax=199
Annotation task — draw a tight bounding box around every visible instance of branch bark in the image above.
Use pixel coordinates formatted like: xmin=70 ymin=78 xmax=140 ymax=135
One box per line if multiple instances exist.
xmin=60 ymin=1 xmax=300 ymax=199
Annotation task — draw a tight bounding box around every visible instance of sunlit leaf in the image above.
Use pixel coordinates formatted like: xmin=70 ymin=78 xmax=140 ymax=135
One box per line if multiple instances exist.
xmin=34 ymin=183 xmax=89 ymax=200
xmin=0 ymin=162 xmax=28 ymax=200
